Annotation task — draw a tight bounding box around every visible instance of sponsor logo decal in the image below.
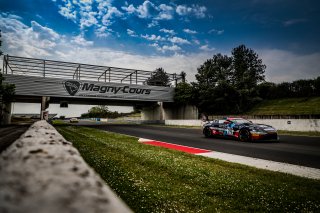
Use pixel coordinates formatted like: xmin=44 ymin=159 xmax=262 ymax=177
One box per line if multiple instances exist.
xmin=64 ymin=80 xmax=81 ymax=96
xmin=63 ymin=81 xmax=151 ymax=96
xmin=81 ymin=83 xmax=151 ymax=95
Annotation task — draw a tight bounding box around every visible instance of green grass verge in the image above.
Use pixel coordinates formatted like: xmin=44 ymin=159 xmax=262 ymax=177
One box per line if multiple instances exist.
xmin=248 ymin=97 xmax=320 ymax=115
xmin=278 ymin=130 xmax=320 ymax=137
xmin=55 ymin=126 xmax=320 ymax=212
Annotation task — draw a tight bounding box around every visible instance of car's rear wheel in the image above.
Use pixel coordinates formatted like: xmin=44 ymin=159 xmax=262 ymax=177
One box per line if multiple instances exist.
xmin=204 ymin=127 xmax=212 ymax=138
xmin=239 ymin=129 xmax=251 ymax=142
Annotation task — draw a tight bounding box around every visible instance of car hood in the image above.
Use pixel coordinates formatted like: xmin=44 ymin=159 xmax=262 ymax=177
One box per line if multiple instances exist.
xmin=251 ymin=123 xmax=277 ymax=132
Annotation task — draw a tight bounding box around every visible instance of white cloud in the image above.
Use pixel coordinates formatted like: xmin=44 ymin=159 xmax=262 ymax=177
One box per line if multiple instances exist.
xmin=193 ymin=39 xmax=200 ymax=45
xmin=157 ymin=4 xmax=174 ymax=20
xmin=54 ymin=0 xmax=121 ymax=34
xmin=79 ymin=11 xmax=98 ymax=29
xmin=176 ymin=4 xmax=207 ymax=18
xmin=147 ymin=20 xmax=159 ymax=28
xmin=208 ymin=29 xmax=224 ymax=35
xmin=0 ymin=14 xmax=60 ymax=57
xmin=30 ymin=21 xmax=60 ymax=41
xmin=169 ymin=36 xmax=191 ymax=44
xmin=3 ymin=13 xmax=319 ymax=85
xmin=58 ymin=0 xmax=77 ymax=22
xmin=160 ymin=28 xmax=175 ymax=35
xmin=183 ymin=28 xmax=197 ymax=34
xmin=151 ymin=43 xmax=181 ymax=53
xmin=259 ymin=49 xmax=320 ymax=83
xmin=199 ymin=45 xmax=216 ymax=52
xmin=71 ymin=34 xmax=93 ymax=47
xmin=101 ymin=6 xmax=123 ymax=21
xmin=141 ymin=34 xmax=166 ymax=41
xmin=283 ymin=18 xmax=307 ymax=27
xmin=95 ymin=26 xmax=111 ymax=37
xmin=122 ymin=1 xmax=158 ymax=18
xmin=127 ymin=29 xmax=138 ymax=37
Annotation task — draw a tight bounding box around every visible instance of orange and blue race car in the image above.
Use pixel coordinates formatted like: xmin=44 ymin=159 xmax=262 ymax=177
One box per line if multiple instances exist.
xmin=203 ymin=117 xmax=279 ymax=142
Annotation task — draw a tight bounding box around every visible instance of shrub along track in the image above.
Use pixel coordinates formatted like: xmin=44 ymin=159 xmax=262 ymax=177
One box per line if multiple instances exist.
xmin=56 ymin=125 xmax=320 ymax=212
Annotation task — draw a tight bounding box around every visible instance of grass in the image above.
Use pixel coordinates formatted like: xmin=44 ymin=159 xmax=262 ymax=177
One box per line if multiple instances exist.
xmin=278 ymin=130 xmax=320 ymax=137
xmin=56 ymin=125 xmax=320 ymax=212
xmin=247 ymin=97 xmax=320 ymax=115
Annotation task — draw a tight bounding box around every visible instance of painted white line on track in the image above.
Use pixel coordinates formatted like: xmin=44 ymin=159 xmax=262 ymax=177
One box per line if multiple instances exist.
xmin=197 ymin=151 xmax=320 ymax=180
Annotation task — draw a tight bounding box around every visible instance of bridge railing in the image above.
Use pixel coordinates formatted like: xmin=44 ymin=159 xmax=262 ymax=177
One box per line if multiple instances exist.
xmin=3 ymin=55 xmax=182 ymax=86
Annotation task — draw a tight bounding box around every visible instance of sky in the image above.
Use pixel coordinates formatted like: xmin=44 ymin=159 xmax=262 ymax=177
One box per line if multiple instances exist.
xmin=1 ymin=0 xmax=320 ymax=116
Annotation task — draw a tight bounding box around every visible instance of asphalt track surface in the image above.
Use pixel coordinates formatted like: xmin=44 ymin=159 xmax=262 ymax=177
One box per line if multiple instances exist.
xmin=0 ymin=124 xmax=30 ymax=153
xmin=87 ymin=124 xmax=320 ymax=169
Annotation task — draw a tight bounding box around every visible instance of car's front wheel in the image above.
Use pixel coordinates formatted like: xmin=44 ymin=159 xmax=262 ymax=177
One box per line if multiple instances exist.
xmin=239 ymin=129 xmax=251 ymax=142
xmin=203 ymin=127 xmax=212 ymax=138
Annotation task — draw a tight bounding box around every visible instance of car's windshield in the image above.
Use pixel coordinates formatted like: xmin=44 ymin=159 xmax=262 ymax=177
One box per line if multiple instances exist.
xmin=229 ymin=119 xmax=251 ymax=124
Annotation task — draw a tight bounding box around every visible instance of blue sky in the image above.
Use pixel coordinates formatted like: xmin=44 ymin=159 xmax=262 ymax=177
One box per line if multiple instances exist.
xmin=1 ymin=0 xmax=320 ymax=83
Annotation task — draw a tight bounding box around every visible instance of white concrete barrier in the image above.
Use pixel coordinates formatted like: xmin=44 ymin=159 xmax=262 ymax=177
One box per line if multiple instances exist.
xmin=250 ymin=119 xmax=320 ymax=132
xmin=165 ymin=120 xmax=204 ymax=126
xmin=165 ymin=119 xmax=320 ymax=132
xmin=0 ymin=120 xmax=131 ymax=213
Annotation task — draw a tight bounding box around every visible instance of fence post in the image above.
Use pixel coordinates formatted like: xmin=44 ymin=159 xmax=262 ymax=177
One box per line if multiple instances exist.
xmin=108 ymin=68 xmax=111 ymax=82
xmin=43 ymin=60 xmax=46 ymax=77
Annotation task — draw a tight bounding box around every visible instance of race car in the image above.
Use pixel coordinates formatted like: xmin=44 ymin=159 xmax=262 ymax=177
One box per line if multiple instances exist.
xmin=203 ymin=117 xmax=279 ymax=142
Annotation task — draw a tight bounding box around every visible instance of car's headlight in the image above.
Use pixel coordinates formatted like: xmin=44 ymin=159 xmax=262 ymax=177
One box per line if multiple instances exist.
xmin=251 ymin=129 xmax=266 ymax=135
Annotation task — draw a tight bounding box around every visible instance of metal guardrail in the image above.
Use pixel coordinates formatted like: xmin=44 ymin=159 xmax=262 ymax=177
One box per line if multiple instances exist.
xmin=2 ymin=55 xmax=181 ymax=86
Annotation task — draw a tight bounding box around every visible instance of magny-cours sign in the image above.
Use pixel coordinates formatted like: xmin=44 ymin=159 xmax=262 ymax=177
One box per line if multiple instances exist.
xmin=4 ymin=75 xmax=174 ymax=102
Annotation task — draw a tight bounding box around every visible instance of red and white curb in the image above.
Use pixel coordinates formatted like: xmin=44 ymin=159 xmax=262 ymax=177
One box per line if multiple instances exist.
xmin=138 ymin=138 xmax=211 ymax=154
xmin=138 ymin=138 xmax=320 ymax=180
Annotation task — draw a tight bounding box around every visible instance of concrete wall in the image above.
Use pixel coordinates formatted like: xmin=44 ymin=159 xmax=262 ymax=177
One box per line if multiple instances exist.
xmin=141 ymin=103 xmax=161 ymax=120
xmin=165 ymin=120 xmax=204 ymax=126
xmin=141 ymin=103 xmax=198 ymax=121
xmin=251 ymin=119 xmax=320 ymax=132
xmin=165 ymin=119 xmax=320 ymax=132
xmin=0 ymin=120 xmax=131 ymax=213
xmin=163 ymin=104 xmax=198 ymax=120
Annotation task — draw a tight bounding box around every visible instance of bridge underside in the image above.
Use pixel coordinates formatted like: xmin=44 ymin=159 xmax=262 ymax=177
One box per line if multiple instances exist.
xmin=13 ymin=95 xmax=157 ymax=107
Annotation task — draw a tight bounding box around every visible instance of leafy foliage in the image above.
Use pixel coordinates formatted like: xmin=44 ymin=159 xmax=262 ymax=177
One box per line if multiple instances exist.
xmin=174 ymin=82 xmax=195 ymax=104
xmin=146 ymin=67 xmax=170 ymax=87
xmin=231 ymin=45 xmax=266 ymax=90
xmin=191 ymin=45 xmax=266 ymax=114
xmin=81 ymin=105 xmax=134 ymax=118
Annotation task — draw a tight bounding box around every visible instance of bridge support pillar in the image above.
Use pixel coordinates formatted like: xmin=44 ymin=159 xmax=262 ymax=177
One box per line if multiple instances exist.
xmin=141 ymin=103 xmax=198 ymax=121
xmin=141 ymin=103 xmax=162 ymax=121
xmin=162 ymin=103 xmax=198 ymax=120
xmin=40 ymin=96 xmax=50 ymax=120
xmin=0 ymin=102 xmax=12 ymax=125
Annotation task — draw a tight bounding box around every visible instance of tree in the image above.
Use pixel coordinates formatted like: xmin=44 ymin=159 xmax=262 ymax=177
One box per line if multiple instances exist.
xmin=195 ymin=53 xmax=233 ymax=87
xmin=146 ymin=67 xmax=170 ymax=87
xmin=180 ymin=71 xmax=186 ymax=83
xmin=174 ymin=82 xmax=195 ymax=104
xmin=85 ymin=105 xmax=110 ymax=118
xmin=193 ymin=45 xmax=266 ymax=115
xmin=231 ymin=45 xmax=266 ymax=90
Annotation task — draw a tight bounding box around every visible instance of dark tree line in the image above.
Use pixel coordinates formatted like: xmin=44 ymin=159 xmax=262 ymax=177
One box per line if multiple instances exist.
xmin=257 ymin=78 xmax=320 ymax=99
xmin=81 ymin=105 xmax=134 ymax=118
xmin=174 ymin=44 xmax=319 ymax=115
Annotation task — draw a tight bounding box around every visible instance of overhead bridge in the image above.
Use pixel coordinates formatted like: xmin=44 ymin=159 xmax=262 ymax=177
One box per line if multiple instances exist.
xmin=1 ymin=55 xmax=197 ymax=124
